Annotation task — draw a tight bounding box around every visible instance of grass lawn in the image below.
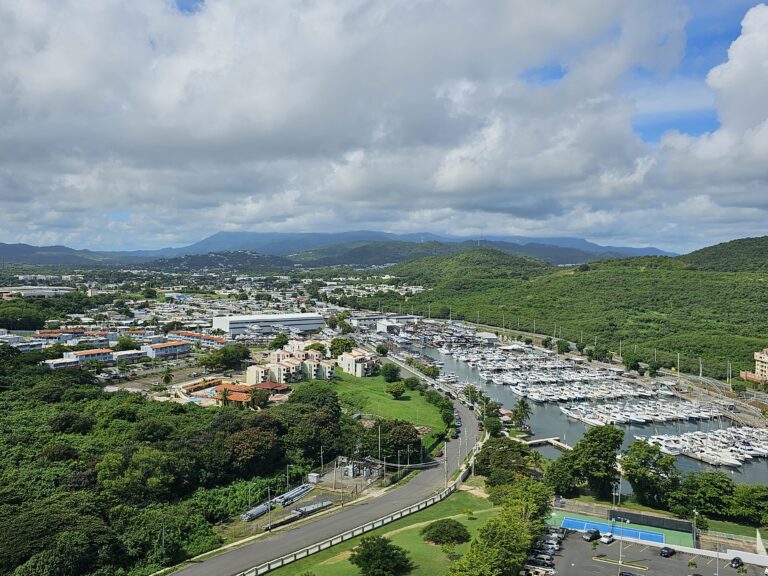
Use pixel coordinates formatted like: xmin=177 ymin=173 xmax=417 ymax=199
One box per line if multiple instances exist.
xmin=265 ymin=491 xmax=494 ymax=576
xmin=304 ymin=371 xmax=448 ymax=446
xmin=573 ymin=495 xmax=676 ymax=516
xmin=707 ymin=518 xmax=759 ymax=538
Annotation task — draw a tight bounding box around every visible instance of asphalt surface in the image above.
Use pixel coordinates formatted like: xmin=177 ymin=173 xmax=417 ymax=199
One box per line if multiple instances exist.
xmin=552 ymin=534 xmax=766 ymax=576
xmin=172 ymin=389 xmax=479 ymax=576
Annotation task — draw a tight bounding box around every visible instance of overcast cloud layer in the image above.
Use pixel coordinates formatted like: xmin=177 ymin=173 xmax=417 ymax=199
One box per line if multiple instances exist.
xmin=1 ymin=0 xmax=767 ymax=252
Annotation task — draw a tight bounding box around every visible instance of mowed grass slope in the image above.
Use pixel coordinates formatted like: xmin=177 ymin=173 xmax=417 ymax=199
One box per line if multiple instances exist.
xmin=304 ymin=371 xmax=446 ymax=433
xmin=266 ymin=491 xmax=494 ymax=576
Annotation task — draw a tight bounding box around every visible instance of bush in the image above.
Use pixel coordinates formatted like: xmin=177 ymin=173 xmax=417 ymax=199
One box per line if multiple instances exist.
xmin=421 ymin=518 xmax=470 ymax=545
xmin=349 ymin=536 xmax=413 ymax=576
xmin=403 ymin=376 xmax=421 ymax=390
xmin=385 ymin=381 xmax=406 ymax=400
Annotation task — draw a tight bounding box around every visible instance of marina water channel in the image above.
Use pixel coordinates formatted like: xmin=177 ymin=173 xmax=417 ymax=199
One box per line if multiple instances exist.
xmin=418 ymin=346 xmax=768 ymax=485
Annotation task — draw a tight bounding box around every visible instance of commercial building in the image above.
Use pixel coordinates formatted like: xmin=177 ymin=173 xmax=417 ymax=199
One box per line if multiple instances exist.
xmin=0 ymin=286 xmax=76 ymax=300
xmin=211 ymin=313 xmax=325 ymax=336
xmin=337 ymin=348 xmax=379 ymax=377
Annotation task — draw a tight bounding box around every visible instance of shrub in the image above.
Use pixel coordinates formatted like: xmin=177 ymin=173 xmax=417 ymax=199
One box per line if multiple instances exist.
xmin=420 ymin=518 xmax=470 ymax=545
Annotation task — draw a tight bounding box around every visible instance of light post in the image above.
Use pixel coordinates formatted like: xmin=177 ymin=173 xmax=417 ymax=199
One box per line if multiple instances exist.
xmin=614 ymin=516 xmax=629 ymax=576
xmin=692 ymin=509 xmax=699 ymax=549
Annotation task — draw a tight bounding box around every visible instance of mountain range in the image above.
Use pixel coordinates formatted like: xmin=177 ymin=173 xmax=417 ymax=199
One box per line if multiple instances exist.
xmin=0 ymin=230 xmax=675 ymax=267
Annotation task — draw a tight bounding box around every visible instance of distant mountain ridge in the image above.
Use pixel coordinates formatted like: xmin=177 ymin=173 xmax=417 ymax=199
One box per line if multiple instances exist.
xmin=0 ymin=231 xmax=675 ymax=267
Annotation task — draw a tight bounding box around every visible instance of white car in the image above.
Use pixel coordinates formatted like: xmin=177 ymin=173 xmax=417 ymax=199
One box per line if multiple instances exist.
xmin=600 ymin=532 xmax=615 ymax=544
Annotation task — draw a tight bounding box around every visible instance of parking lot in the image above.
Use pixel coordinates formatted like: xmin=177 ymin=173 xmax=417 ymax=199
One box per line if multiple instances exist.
xmin=549 ymin=534 xmax=766 ymax=576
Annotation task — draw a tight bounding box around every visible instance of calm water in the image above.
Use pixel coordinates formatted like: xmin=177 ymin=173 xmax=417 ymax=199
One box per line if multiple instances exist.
xmin=420 ymin=346 xmax=768 ymax=485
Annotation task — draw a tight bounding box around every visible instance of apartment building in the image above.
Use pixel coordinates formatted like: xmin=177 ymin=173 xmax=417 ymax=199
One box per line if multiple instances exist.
xmin=337 ymin=348 xmax=379 ymax=377
xmin=141 ymin=341 xmax=192 ymax=359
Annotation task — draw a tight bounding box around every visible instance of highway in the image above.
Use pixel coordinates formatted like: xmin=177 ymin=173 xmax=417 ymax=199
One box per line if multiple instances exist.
xmin=172 ymin=385 xmax=479 ymax=576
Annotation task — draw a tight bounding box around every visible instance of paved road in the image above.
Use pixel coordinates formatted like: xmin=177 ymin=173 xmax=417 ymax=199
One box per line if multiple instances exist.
xmin=173 ymin=390 xmax=479 ymax=576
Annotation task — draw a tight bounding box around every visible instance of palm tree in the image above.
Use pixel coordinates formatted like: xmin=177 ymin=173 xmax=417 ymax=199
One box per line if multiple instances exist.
xmin=245 ymin=389 xmax=256 ymax=409
xmin=220 ymin=388 xmax=230 ymax=407
xmin=162 ymin=367 xmax=174 ymax=386
xmin=514 ymin=398 xmax=532 ymax=429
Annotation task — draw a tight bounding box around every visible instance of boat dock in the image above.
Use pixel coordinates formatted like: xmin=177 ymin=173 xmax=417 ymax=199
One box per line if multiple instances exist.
xmin=508 ymin=434 xmax=573 ymax=451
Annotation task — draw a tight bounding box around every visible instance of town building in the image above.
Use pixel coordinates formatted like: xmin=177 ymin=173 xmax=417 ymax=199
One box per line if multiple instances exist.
xmin=141 ymin=341 xmax=192 ymax=359
xmin=741 ymin=348 xmax=768 ymax=384
xmin=63 ymin=348 xmax=114 ymax=364
xmin=337 ymin=348 xmax=379 ymax=377
xmin=0 ymin=286 xmax=76 ymax=300
xmin=211 ymin=313 xmax=325 ymax=336
xmin=167 ymin=330 xmax=229 ymax=349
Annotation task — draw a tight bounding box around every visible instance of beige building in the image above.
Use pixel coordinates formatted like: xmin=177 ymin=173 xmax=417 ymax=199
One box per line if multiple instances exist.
xmin=337 ymin=348 xmax=378 ymax=377
xmin=755 ymin=348 xmax=768 ymax=380
xmin=740 ymin=348 xmax=768 ymax=383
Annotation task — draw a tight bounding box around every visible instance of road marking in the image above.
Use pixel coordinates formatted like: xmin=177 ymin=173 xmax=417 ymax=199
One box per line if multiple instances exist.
xmin=640 ymin=545 xmax=649 ymax=552
xmin=706 ymin=557 xmax=714 ymax=565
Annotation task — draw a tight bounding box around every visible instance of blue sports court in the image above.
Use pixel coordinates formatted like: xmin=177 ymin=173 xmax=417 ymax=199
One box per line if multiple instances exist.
xmin=560 ymin=516 xmax=665 ymax=544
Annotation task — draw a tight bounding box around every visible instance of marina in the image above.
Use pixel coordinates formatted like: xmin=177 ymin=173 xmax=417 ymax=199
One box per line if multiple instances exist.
xmin=409 ymin=340 xmax=768 ymax=483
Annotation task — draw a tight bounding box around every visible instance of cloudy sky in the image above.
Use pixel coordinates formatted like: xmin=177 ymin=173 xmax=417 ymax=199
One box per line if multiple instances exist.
xmin=1 ymin=0 xmax=767 ymax=252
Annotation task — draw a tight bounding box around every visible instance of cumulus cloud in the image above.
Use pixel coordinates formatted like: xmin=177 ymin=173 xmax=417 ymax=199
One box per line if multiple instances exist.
xmin=0 ymin=0 xmax=765 ymax=251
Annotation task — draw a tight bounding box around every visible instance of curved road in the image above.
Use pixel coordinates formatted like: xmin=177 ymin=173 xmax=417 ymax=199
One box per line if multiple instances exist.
xmin=173 ymin=389 xmax=478 ymax=576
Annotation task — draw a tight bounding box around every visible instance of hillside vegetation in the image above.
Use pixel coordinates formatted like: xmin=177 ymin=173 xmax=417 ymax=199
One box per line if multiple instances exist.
xmin=681 ymin=236 xmax=768 ymax=272
xmin=385 ymin=249 xmax=553 ymax=285
xmin=337 ymin=249 xmax=768 ymax=380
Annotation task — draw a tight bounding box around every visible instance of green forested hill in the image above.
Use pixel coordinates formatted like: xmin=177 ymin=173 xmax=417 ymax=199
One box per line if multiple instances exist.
xmin=384 ymin=248 xmax=553 ymax=285
xmin=338 ymin=253 xmax=768 ymax=380
xmin=681 ymin=236 xmax=768 ymax=272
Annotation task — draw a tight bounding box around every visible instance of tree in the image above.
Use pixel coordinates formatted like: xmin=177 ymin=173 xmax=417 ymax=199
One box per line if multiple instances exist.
xmin=114 ymin=335 xmax=139 ymax=351
xmin=483 ymin=417 xmax=503 ymax=438
xmin=381 ymin=363 xmax=401 ymax=383
xmin=161 ymin=368 xmax=174 ymax=386
xmin=421 ymin=519 xmax=470 ymax=545
xmin=622 ymin=440 xmax=680 ymax=508
xmin=569 ymin=425 xmax=624 ymax=499
xmin=542 ymin=337 xmax=552 ymax=349
xmin=403 ymin=376 xmax=421 ymax=390
xmin=142 ymin=287 xmax=158 ymax=299
xmin=304 ymin=342 xmax=327 ymax=355
xmin=247 ymin=388 xmax=271 ymax=409
xmin=556 ymin=340 xmax=570 ymax=354
xmin=385 ymin=381 xmax=406 ymax=399
xmin=349 ymin=536 xmax=413 ymax=576
xmin=338 ymin=320 xmax=354 ymax=334
xmin=667 ymin=471 xmax=735 ymax=519
xmin=330 ymin=337 xmax=356 ymax=358
xmin=511 ymin=398 xmax=532 ymax=429
xmin=199 ymin=344 xmax=251 ymax=371
xmin=376 ymin=344 xmax=389 ymax=356
xmin=269 ymin=333 xmax=289 ymax=350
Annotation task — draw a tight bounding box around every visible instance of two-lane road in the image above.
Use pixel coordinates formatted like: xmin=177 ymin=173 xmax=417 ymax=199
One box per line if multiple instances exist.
xmin=173 ymin=394 xmax=478 ymax=576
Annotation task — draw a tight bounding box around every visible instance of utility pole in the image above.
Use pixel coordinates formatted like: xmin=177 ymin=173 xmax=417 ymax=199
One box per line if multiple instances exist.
xmin=267 ymin=486 xmax=272 ymax=530
xmin=320 ymin=445 xmax=324 ymax=472
xmin=378 ymin=423 xmax=382 ymax=461
xmin=619 ymin=340 xmax=622 ymax=358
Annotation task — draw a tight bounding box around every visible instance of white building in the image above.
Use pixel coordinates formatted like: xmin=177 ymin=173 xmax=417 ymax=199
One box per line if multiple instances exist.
xmin=141 ymin=341 xmax=192 ymax=359
xmin=212 ymin=313 xmax=325 ymax=336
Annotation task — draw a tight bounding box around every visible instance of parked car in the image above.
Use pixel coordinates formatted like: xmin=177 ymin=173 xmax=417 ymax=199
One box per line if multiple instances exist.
xmin=435 ymin=450 xmax=444 ymax=458
xmin=539 ymin=539 xmax=560 ymax=551
xmin=600 ymin=532 xmax=614 ymax=544
xmin=730 ymin=557 xmax=744 ymax=569
xmin=659 ymin=546 xmax=676 ymax=558
xmin=618 ymin=572 xmax=638 ymax=576
xmin=582 ymin=529 xmax=601 ymax=542
xmin=529 ymin=553 xmax=553 ymax=563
